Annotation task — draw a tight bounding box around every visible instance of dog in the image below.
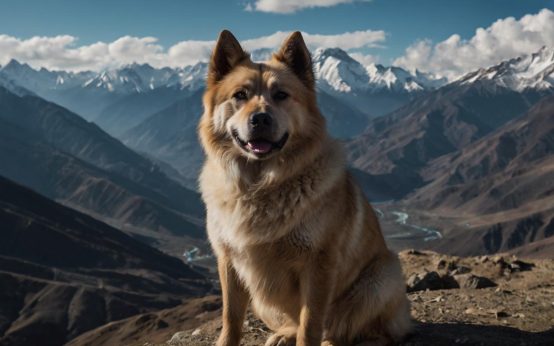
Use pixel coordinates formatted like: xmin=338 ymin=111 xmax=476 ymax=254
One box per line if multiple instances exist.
xmin=198 ymin=30 xmax=412 ymax=346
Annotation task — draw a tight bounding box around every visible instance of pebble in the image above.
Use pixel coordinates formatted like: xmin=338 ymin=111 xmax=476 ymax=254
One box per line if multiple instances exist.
xmin=515 ymin=313 xmax=525 ymax=318
xmin=191 ymin=328 xmax=202 ymax=336
xmin=464 ymin=308 xmax=477 ymax=315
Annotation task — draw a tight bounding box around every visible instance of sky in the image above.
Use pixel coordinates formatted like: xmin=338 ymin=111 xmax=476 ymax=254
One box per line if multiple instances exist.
xmin=0 ymin=0 xmax=553 ymax=79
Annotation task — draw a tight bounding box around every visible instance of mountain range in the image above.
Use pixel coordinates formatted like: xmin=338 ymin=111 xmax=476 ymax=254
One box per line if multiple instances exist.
xmin=0 ymin=83 xmax=207 ymax=258
xmin=1 ymin=45 xmax=553 ymax=257
xmin=0 ymin=48 xmax=442 ymax=137
xmin=348 ymin=46 xmax=554 ymax=197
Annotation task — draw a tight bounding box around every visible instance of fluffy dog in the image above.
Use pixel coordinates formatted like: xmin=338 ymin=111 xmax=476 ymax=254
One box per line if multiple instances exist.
xmin=198 ymin=30 xmax=411 ymax=346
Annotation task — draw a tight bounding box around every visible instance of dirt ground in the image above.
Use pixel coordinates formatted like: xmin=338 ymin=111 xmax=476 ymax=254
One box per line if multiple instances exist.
xmin=136 ymin=251 xmax=554 ymax=346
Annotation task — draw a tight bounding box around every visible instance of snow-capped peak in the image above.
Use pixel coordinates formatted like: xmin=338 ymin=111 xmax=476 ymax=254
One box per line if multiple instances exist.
xmin=171 ymin=62 xmax=207 ymax=91
xmin=312 ymin=47 xmax=444 ymax=94
xmin=458 ymin=46 xmax=554 ymax=91
xmin=313 ymin=48 xmax=370 ymax=93
xmin=0 ymin=59 xmax=91 ymax=93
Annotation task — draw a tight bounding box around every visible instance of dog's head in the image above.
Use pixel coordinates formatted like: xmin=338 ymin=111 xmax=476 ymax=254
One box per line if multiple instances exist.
xmin=199 ymin=30 xmax=325 ymax=167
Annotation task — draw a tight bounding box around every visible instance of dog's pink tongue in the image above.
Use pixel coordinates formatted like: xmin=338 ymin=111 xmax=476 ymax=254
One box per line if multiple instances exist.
xmin=247 ymin=140 xmax=272 ymax=154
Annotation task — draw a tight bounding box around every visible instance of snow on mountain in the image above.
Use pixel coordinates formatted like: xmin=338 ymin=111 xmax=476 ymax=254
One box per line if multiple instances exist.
xmin=0 ymin=59 xmax=91 ymax=93
xmin=312 ymin=48 xmax=445 ymax=94
xmin=2 ymin=47 xmax=444 ymax=99
xmin=170 ymin=62 xmax=207 ymax=91
xmin=313 ymin=48 xmax=370 ymax=93
xmin=0 ymin=59 xmax=206 ymax=96
xmin=458 ymin=46 xmax=554 ymax=91
xmin=81 ymin=63 xmax=205 ymax=94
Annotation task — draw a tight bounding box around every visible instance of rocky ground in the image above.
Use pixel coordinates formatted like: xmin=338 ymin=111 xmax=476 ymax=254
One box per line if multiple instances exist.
xmin=71 ymin=251 xmax=554 ymax=346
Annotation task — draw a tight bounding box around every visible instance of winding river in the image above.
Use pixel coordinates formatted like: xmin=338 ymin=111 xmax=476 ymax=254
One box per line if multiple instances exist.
xmin=376 ymin=209 xmax=443 ymax=242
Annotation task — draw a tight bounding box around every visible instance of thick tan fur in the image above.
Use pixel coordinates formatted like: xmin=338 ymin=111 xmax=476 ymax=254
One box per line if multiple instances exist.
xmin=198 ymin=30 xmax=412 ymax=346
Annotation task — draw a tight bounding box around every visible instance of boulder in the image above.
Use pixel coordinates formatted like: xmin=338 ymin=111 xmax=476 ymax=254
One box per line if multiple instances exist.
xmin=407 ymin=271 xmax=459 ymax=292
xmin=458 ymin=274 xmax=497 ymax=289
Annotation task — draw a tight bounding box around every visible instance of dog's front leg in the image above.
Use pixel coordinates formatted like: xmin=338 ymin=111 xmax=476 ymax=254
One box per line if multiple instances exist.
xmin=216 ymin=255 xmax=249 ymax=346
xmin=297 ymin=254 xmax=335 ymax=346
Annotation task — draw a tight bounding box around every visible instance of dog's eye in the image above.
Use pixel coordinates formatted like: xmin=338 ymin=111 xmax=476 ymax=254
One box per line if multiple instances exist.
xmin=273 ymin=91 xmax=289 ymax=101
xmin=233 ymin=90 xmax=248 ymax=101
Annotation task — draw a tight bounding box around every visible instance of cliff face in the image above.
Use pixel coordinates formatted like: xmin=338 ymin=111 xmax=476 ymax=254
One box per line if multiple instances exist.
xmin=68 ymin=251 xmax=554 ymax=346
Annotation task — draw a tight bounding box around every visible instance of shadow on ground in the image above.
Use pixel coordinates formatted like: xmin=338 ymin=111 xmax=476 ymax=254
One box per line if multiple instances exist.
xmin=405 ymin=322 xmax=554 ymax=346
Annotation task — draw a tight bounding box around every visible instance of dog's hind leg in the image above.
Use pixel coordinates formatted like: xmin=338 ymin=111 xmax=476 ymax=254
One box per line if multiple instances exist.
xmin=325 ymin=251 xmax=412 ymax=345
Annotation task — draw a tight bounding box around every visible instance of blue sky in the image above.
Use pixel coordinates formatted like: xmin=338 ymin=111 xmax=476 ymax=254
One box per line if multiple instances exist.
xmin=1 ymin=0 xmax=553 ymax=78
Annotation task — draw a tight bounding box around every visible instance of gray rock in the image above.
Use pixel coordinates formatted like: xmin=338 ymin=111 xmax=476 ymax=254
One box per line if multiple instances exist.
xmin=407 ymin=271 xmax=460 ymax=292
xmin=458 ymin=274 xmax=497 ymax=289
xmin=509 ymin=260 xmax=535 ymax=272
xmin=451 ymin=266 xmax=471 ymax=275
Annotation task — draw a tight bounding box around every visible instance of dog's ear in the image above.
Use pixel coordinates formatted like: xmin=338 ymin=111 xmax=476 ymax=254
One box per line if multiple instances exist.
xmin=208 ymin=30 xmax=248 ymax=86
xmin=275 ymin=31 xmax=314 ymax=89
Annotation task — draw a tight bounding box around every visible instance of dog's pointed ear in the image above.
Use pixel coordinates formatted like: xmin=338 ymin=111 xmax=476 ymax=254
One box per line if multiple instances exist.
xmin=275 ymin=31 xmax=314 ymax=89
xmin=208 ymin=30 xmax=248 ymax=86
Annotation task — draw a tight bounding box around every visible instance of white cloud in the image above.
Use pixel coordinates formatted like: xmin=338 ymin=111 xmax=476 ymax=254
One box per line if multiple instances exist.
xmin=393 ymin=9 xmax=554 ymax=80
xmin=242 ymin=30 xmax=385 ymax=51
xmin=245 ymin=0 xmax=369 ymax=14
xmin=0 ymin=30 xmax=385 ymax=72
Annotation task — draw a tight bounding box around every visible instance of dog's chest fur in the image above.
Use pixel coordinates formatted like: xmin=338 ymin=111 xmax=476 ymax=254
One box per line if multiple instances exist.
xmin=230 ymin=233 xmax=311 ymax=307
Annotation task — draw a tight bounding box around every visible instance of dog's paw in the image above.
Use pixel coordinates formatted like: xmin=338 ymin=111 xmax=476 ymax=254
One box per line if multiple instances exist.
xmin=264 ymin=332 xmax=296 ymax=346
xmin=215 ymin=333 xmax=240 ymax=346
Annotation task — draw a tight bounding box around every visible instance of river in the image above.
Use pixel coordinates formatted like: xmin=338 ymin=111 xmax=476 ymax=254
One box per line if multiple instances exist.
xmin=375 ymin=208 xmax=443 ymax=242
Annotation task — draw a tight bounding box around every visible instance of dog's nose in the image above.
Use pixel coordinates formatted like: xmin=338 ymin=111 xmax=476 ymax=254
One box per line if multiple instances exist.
xmin=249 ymin=112 xmax=272 ymax=128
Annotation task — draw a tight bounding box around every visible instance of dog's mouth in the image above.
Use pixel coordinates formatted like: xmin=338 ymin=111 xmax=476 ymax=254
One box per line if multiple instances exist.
xmin=232 ymin=129 xmax=289 ymax=157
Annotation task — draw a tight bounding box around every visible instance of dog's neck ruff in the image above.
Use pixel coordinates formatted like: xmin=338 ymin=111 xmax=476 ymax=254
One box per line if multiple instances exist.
xmin=201 ymin=139 xmax=345 ymax=248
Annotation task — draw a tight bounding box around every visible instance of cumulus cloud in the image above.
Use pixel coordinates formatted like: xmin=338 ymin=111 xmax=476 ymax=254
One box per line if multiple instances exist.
xmin=0 ymin=30 xmax=385 ymax=72
xmin=393 ymin=9 xmax=554 ymax=80
xmin=0 ymin=34 xmax=170 ymax=71
xmin=242 ymin=30 xmax=385 ymax=51
xmin=245 ymin=0 xmax=369 ymax=14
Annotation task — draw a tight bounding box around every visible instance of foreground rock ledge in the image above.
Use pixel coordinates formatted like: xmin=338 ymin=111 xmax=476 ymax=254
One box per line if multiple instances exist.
xmin=72 ymin=251 xmax=554 ymax=346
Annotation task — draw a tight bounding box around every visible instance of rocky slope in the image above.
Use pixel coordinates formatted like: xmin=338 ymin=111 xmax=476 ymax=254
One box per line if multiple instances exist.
xmin=399 ymin=94 xmax=554 ymax=257
xmin=68 ymin=250 xmax=554 ymax=346
xmin=0 ymin=176 xmax=212 ymax=346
